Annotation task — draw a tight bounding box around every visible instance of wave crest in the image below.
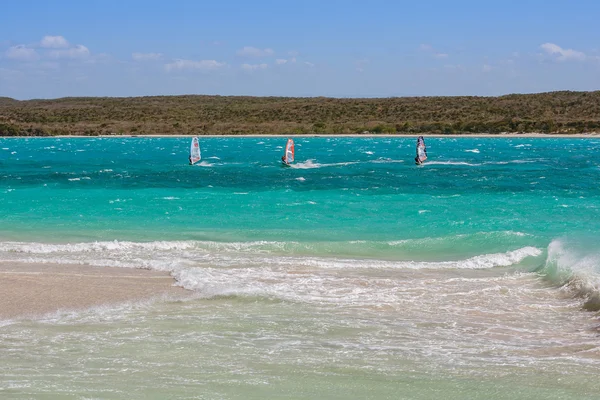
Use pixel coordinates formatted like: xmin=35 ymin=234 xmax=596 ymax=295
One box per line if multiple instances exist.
xmin=540 ymin=240 xmax=600 ymax=311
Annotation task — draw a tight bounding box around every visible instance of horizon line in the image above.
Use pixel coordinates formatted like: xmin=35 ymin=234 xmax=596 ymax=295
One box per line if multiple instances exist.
xmin=3 ymin=89 xmax=599 ymax=102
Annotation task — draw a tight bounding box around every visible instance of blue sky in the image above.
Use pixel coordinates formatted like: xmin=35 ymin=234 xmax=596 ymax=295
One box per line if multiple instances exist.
xmin=1 ymin=0 xmax=599 ymax=99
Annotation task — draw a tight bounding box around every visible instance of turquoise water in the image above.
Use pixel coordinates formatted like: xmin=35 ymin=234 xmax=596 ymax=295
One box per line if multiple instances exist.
xmin=1 ymin=136 xmax=600 ymax=399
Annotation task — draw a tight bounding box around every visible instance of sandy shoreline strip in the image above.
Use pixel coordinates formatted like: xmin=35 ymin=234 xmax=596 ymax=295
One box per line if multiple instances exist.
xmin=0 ymin=262 xmax=187 ymax=320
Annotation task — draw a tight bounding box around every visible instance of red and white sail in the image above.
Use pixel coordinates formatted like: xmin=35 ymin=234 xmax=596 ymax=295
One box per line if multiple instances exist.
xmin=190 ymin=137 xmax=201 ymax=165
xmin=283 ymin=138 xmax=295 ymax=164
xmin=416 ymin=136 xmax=427 ymax=164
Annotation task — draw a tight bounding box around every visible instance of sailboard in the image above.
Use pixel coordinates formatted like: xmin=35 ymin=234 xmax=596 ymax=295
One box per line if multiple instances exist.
xmin=189 ymin=136 xmax=201 ymax=165
xmin=282 ymin=138 xmax=295 ymax=166
xmin=415 ymin=136 xmax=427 ymax=165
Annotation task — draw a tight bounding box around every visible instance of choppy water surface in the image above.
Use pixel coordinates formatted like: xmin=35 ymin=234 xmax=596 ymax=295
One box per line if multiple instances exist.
xmin=1 ymin=137 xmax=600 ymax=399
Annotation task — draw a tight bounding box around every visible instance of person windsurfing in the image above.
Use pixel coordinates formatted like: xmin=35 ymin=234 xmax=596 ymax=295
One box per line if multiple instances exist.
xmin=281 ymin=138 xmax=294 ymax=166
xmin=415 ymin=136 xmax=427 ymax=165
xmin=189 ymin=137 xmax=201 ymax=165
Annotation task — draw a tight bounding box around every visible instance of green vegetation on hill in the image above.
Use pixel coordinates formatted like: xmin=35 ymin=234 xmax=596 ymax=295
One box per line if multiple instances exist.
xmin=1 ymin=91 xmax=599 ymax=136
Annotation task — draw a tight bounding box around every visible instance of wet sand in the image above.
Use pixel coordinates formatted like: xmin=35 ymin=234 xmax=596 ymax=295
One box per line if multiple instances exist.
xmin=0 ymin=262 xmax=187 ymax=319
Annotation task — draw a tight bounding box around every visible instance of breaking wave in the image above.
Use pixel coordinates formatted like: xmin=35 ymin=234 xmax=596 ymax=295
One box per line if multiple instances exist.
xmin=0 ymin=237 xmax=542 ymax=300
xmin=0 ymin=231 xmax=533 ymax=259
xmin=539 ymin=240 xmax=600 ymax=311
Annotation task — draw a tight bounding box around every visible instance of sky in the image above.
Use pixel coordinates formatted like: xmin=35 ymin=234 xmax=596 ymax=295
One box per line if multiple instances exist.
xmin=1 ymin=0 xmax=599 ymax=99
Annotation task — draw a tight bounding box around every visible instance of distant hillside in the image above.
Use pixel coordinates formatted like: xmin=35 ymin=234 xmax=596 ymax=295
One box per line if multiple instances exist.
xmin=1 ymin=91 xmax=599 ymax=136
xmin=0 ymin=97 xmax=18 ymax=106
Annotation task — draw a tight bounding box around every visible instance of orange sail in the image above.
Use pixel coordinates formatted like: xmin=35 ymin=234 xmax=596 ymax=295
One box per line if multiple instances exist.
xmin=283 ymin=138 xmax=295 ymax=164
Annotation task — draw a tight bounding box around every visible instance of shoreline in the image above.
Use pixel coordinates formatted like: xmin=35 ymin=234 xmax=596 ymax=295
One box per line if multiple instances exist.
xmin=1 ymin=132 xmax=599 ymax=139
xmin=0 ymin=262 xmax=188 ymax=320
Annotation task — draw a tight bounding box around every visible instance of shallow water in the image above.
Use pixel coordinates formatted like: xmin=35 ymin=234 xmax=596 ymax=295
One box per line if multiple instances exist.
xmin=1 ymin=137 xmax=600 ymax=399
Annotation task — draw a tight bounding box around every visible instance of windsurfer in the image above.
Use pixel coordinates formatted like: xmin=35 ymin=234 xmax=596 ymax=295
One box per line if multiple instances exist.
xmin=415 ymin=136 xmax=427 ymax=165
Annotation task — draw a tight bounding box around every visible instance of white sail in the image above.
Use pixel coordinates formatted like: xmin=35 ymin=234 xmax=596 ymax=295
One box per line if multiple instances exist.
xmin=415 ymin=136 xmax=427 ymax=164
xmin=190 ymin=137 xmax=201 ymax=165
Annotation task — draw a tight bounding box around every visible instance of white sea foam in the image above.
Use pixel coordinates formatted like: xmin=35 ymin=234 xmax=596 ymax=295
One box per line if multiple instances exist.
xmin=370 ymin=159 xmax=404 ymax=164
xmin=465 ymin=149 xmax=480 ymax=153
xmin=503 ymin=159 xmax=538 ymax=164
xmin=0 ymin=240 xmax=197 ymax=254
xmin=0 ymin=239 xmax=541 ymax=278
xmin=291 ymin=159 xmax=359 ymax=169
xmin=542 ymin=240 xmax=600 ymax=310
xmin=170 ymin=247 xmax=542 ymax=301
xmin=426 ymin=161 xmax=480 ymax=166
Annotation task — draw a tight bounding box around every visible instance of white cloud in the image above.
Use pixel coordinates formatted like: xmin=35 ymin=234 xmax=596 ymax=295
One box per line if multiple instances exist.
xmin=165 ymin=59 xmax=225 ymax=72
xmin=237 ymin=46 xmax=274 ymax=57
xmin=49 ymin=44 xmax=90 ymax=59
xmin=241 ymin=63 xmax=268 ymax=71
xmin=420 ymin=44 xmax=449 ymax=59
xmin=275 ymin=56 xmax=297 ymax=65
xmin=304 ymin=61 xmax=315 ymax=67
xmin=483 ymin=64 xmax=492 ymax=72
xmin=5 ymin=45 xmax=39 ymax=61
xmin=40 ymin=35 xmax=69 ymax=49
xmin=132 ymin=52 xmax=163 ymax=61
xmin=540 ymin=43 xmax=586 ymax=61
